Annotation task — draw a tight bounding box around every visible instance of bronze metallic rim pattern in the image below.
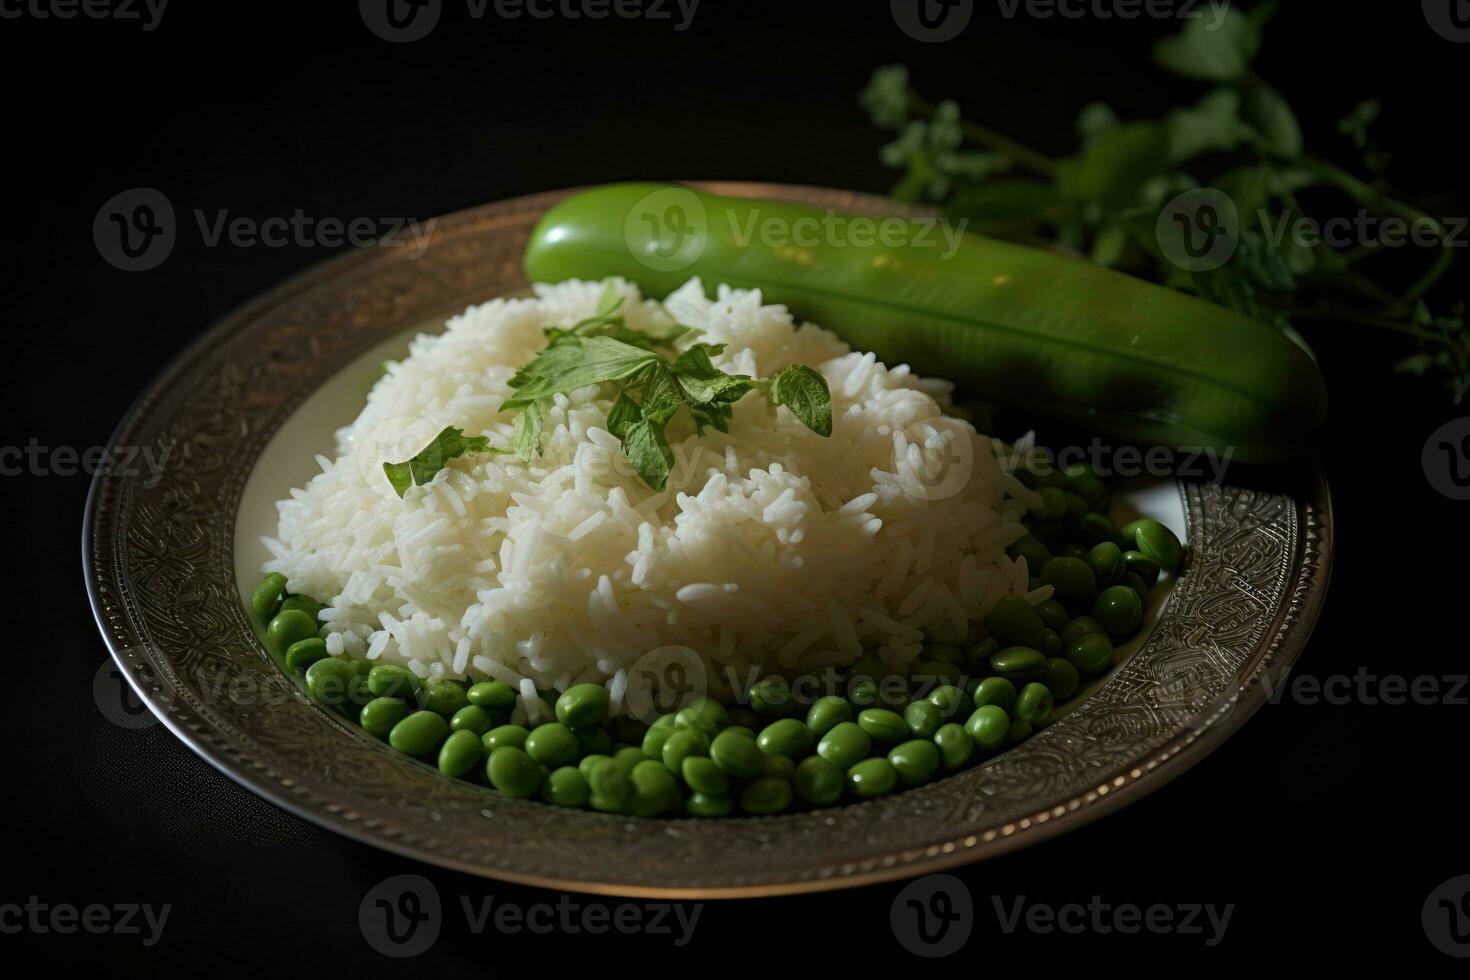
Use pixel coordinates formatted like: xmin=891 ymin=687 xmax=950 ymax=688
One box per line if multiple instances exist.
xmin=82 ymin=183 xmax=1333 ymax=897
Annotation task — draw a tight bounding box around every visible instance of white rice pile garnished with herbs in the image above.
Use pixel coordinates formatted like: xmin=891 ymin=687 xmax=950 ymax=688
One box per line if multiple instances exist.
xmin=262 ymin=278 xmax=1043 ymax=723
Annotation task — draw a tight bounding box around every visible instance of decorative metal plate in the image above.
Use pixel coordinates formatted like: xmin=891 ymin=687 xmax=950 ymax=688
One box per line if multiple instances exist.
xmin=83 ymin=183 xmax=1332 ymax=897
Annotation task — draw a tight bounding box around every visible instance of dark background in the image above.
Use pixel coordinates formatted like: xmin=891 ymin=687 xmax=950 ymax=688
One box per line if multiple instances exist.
xmin=4 ymin=0 xmax=1466 ymax=968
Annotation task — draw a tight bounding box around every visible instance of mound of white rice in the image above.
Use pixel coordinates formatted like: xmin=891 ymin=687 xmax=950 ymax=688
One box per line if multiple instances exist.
xmin=262 ymin=278 xmax=1044 ymax=723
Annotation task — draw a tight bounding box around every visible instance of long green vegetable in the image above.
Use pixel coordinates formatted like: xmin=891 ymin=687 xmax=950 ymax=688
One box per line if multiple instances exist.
xmin=523 ymin=182 xmax=1326 ymax=463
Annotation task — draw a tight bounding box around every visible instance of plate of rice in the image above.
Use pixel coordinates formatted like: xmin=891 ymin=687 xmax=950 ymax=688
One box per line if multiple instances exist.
xmin=85 ymin=183 xmax=1332 ymax=896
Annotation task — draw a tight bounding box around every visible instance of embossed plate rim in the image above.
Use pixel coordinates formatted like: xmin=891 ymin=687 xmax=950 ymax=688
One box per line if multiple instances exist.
xmin=83 ymin=182 xmax=1333 ymax=898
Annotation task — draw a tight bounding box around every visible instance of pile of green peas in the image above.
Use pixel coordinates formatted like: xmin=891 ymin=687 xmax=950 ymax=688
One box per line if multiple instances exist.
xmin=249 ymin=461 xmax=1182 ymax=816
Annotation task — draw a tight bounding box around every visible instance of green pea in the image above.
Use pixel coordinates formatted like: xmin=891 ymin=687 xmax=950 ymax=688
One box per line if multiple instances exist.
xmin=674 ymin=696 xmax=727 ymax=735
xmin=848 ymin=655 xmax=887 ymax=680
xmin=1120 ymin=571 xmax=1151 ymax=602
xmin=969 ymin=676 xmax=1017 ymax=713
xmin=467 ymin=680 xmax=518 ymax=709
xmin=987 ymin=595 xmax=1045 ymax=648
xmin=481 ymin=724 xmax=529 ymax=752
xmin=1120 ymin=550 xmax=1159 ymax=587
xmin=1009 ymin=720 xmax=1033 ymax=742
xmin=641 ymin=713 xmax=678 ymax=759
xmin=805 ymin=695 xmax=853 ymax=737
xmin=709 ymin=729 xmax=764 ymax=778
xmin=846 ymin=758 xmax=898 ymax=799
xmin=285 ymin=637 xmax=328 ymax=672
xmin=757 ymin=718 xmax=815 ymax=757
xmin=747 ymin=676 xmax=796 ymax=717
xmin=542 ymin=766 xmax=591 ymax=808
xmin=1058 ymin=543 xmax=1088 ymax=560
xmin=266 ymin=609 xmax=318 ymax=657
xmin=661 ymin=727 xmax=710 ymax=774
xmin=966 ymin=637 xmax=999 ymax=673
xmin=857 ymin=708 xmax=908 ymax=744
xmin=612 ymin=746 xmax=648 ymax=772
xmin=388 ymin=710 xmax=449 ymax=758
xmin=1064 ymin=465 xmax=1109 ymax=509
xmin=1036 ymin=486 xmax=1069 ymax=522
xmin=305 ymin=657 xmax=356 ymax=708
xmin=740 ymin=776 xmax=793 ymax=815
xmin=437 ymin=728 xmax=483 ymax=778
xmin=359 ymin=696 xmax=409 ymax=738
xmin=793 ymin=755 xmax=844 ymax=805
xmin=1093 ymin=585 xmax=1143 ymax=638
xmin=817 ymin=721 xmax=871 ymax=770
xmin=1124 ymin=517 xmax=1183 ymax=574
xmin=588 ymin=758 xmax=631 ymax=812
xmin=627 ymin=760 xmax=679 ymax=817
xmin=579 ymin=753 xmax=612 ymax=781
xmin=610 ymin=715 xmax=649 ymax=746
xmin=486 ymin=746 xmax=542 ymax=798
xmin=553 ymin=683 xmax=610 ymax=728
xmin=1039 ymin=628 xmax=1064 ymax=657
xmin=903 ymin=700 xmax=942 ymax=738
xmin=1066 ymin=633 xmax=1114 ymax=676
xmin=964 ymin=704 xmax=1010 ymax=750
xmin=722 ymin=725 xmax=756 ymax=740
xmin=1041 ymin=556 xmax=1098 ymax=604
xmin=1043 ymin=658 xmax=1081 ymax=700
xmin=681 ymin=756 xmax=729 ymax=796
xmin=922 ymin=643 xmax=967 ymax=668
xmin=367 ymin=664 xmax=421 ymax=699
xmin=424 ymin=680 xmax=468 ymax=718
xmin=1078 ymin=511 xmax=1124 ymax=546
xmin=1006 ymin=533 xmax=1053 ymax=576
xmin=279 ymin=594 xmax=321 ymax=622
xmin=1085 ymin=541 xmax=1124 ymax=585
xmin=522 ymin=722 xmax=577 ymax=767
xmin=989 ymin=645 xmax=1046 ymax=680
xmin=251 ymin=573 xmax=289 ymax=618
xmin=1015 ymin=682 xmax=1055 ymax=724
xmin=574 ymin=725 xmax=612 ymax=757
xmin=926 ymin=684 xmax=972 ymax=720
xmin=846 ymin=675 xmax=881 ymax=708
xmin=888 ymin=740 xmax=941 ymax=785
xmin=1061 ymin=616 xmax=1107 ymax=646
xmin=762 ymin=755 xmax=796 ymax=779
xmin=1061 ymin=491 xmax=1089 ymax=518
xmin=686 ymin=792 xmax=733 ymax=818
xmin=1034 ymin=599 xmax=1070 ymax=633
xmin=933 ymin=723 xmax=974 ymax=770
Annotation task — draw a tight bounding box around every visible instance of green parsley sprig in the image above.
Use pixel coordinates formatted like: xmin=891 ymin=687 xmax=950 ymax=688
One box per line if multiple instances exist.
xmin=860 ymin=2 xmax=1468 ymax=401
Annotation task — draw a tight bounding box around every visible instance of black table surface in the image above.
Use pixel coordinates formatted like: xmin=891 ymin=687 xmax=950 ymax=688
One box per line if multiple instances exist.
xmin=3 ymin=2 xmax=1466 ymax=968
